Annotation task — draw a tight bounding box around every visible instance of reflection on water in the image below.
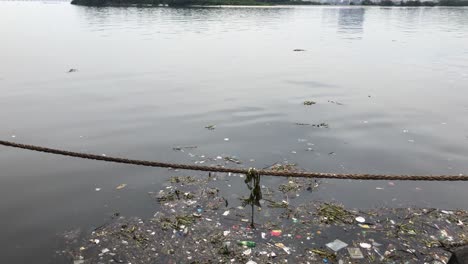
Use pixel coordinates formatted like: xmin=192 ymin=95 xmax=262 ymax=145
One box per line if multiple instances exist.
xmin=1 ymin=3 xmax=468 ymax=263
xmin=337 ymin=7 xmax=365 ymax=38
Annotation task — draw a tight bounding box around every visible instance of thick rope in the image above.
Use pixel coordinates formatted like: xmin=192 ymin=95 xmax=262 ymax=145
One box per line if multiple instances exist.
xmin=1 ymin=140 xmax=467 ymax=181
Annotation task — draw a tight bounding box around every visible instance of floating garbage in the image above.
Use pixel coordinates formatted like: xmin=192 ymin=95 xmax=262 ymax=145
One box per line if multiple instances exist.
xmin=275 ymin=243 xmax=291 ymax=254
xmin=347 ymin=248 xmax=364 ymax=259
xmin=359 ymin=242 xmax=372 ymax=249
xmin=61 ymin=173 xmax=468 ymax=263
xmin=355 ymin=216 xmax=365 ymax=223
xmin=238 ymin=241 xmax=256 ymax=248
xmin=270 ymin=230 xmax=282 ymax=237
xmin=326 ymin=239 xmax=348 ymax=252
xmin=116 ymin=184 xmax=127 ymax=190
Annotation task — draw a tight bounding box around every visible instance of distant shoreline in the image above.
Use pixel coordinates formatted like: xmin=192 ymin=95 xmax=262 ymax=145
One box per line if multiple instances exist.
xmin=71 ymin=0 xmax=468 ymax=7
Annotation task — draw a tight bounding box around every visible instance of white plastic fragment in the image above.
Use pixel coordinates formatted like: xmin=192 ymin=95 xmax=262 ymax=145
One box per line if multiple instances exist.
xmin=359 ymin=243 xmax=372 ymax=249
xmin=223 ymin=211 xmax=230 ymax=216
xmin=101 ymin=248 xmax=110 ymax=254
xmin=246 ymin=261 xmax=257 ymax=264
xmin=243 ymin=249 xmax=251 ymax=255
xmin=326 ymin=239 xmax=348 ymax=252
xmin=223 ymin=231 xmax=230 ymax=236
xmin=347 ymin=247 xmax=364 ymax=259
xmin=355 ymin=216 xmax=366 ymax=223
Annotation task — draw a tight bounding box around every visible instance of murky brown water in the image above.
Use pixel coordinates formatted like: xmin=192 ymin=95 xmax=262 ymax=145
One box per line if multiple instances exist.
xmin=0 ymin=2 xmax=468 ymax=262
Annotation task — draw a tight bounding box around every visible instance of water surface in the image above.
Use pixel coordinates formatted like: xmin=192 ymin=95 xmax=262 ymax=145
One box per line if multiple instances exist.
xmin=0 ymin=2 xmax=468 ymax=263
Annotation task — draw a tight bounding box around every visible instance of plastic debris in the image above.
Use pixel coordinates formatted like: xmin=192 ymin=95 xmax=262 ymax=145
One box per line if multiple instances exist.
xmin=326 ymin=239 xmax=348 ymax=252
xmin=65 ymin=174 xmax=468 ymax=264
xmin=303 ymin=100 xmax=316 ymax=105
xmin=275 ymin=243 xmax=291 ymax=254
xmin=224 ymin=138 xmax=230 ymax=141
xmin=245 ymin=261 xmax=257 ymax=264
xmin=238 ymin=241 xmax=256 ymax=248
xmin=270 ymin=230 xmax=282 ymax=237
xmin=101 ymin=248 xmax=110 ymax=254
xmin=116 ymin=184 xmax=127 ymax=190
xmin=355 ymin=216 xmax=365 ymax=223
xmin=95 ymin=188 xmax=101 ymax=191
xmin=347 ymin=247 xmax=364 ymax=259
xmin=359 ymin=243 xmax=371 ymax=249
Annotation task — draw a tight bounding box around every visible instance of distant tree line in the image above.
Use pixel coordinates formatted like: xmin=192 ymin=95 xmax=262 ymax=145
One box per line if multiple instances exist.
xmin=361 ymin=0 xmax=437 ymax=5
xmin=71 ymin=0 xmax=468 ymax=6
xmin=361 ymin=0 xmax=468 ymax=5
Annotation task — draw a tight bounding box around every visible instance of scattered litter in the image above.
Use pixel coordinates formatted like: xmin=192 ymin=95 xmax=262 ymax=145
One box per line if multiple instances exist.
xmin=275 ymin=243 xmax=291 ymax=254
xmin=238 ymin=241 xmax=256 ymax=248
xmin=376 ymin=187 xmax=384 ymax=190
xmin=359 ymin=242 xmax=371 ymax=249
xmin=270 ymin=230 xmax=282 ymax=237
xmin=101 ymin=248 xmax=110 ymax=254
xmin=205 ymin=125 xmax=216 ymax=130
xmin=116 ymin=184 xmax=127 ymax=190
xmin=328 ymin=100 xmax=343 ymax=105
xmin=246 ymin=260 xmax=257 ymax=264
xmin=11 ymin=135 xmax=16 ymax=138
xmin=95 ymin=188 xmax=101 ymax=192
xmin=326 ymin=239 xmax=348 ymax=252
xmin=65 ymin=174 xmax=468 ymax=264
xmin=224 ymin=138 xmax=230 ymax=141
xmin=303 ymin=100 xmax=316 ymax=105
xmin=355 ymin=216 xmax=365 ymax=223
xmin=347 ymin=247 xmax=364 ymax=259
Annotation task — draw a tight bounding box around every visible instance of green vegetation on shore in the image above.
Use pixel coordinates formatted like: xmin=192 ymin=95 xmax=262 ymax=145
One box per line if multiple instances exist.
xmin=70 ymin=0 xmax=468 ymax=7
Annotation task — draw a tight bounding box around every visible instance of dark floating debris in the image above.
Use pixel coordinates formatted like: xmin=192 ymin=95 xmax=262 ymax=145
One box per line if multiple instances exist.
xmin=294 ymin=122 xmax=329 ymax=128
xmin=303 ymin=100 xmax=316 ymax=106
xmin=328 ymin=100 xmax=344 ymax=105
xmin=293 ymin=49 xmax=306 ymax=52
xmin=59 ymin=169 xmax=468 ymax=264
xmin=67 ymin=68 xmax=78 ymax=73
